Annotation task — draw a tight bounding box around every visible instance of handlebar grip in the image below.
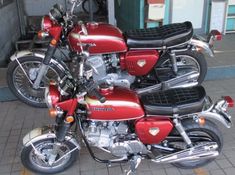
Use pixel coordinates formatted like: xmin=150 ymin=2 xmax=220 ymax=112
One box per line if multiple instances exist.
xmin=92 ymin=89 xmax=106 ymax=103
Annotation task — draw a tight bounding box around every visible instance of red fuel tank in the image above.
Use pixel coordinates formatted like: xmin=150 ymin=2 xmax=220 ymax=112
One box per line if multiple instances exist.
xmin=85 ymin=87 xmax=145 ymax=121
xmin=68 ymin=23 xmax=127 ymax=55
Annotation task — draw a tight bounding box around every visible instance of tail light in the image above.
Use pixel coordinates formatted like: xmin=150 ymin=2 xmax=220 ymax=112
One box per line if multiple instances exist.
xmin=211 ymin=30 xmax=222 ymax=41
xmin=224 ymin=96 xmax=234 ymax=108
xmin=208 ymin=30 xmax=222 ymax=46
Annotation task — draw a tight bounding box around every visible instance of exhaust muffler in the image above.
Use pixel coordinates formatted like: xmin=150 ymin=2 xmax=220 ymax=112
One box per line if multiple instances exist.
xmin=137 ymin=71 xmax=199 ymax=94
xmin=152 ymin=142 xmax=219 ymax=163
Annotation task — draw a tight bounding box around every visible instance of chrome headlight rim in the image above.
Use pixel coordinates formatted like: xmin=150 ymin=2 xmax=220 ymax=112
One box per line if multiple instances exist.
xmin=41 ymin=16 xmax=45 ymax=30
xmin=45 ymin=86 xmax=53 ymax=108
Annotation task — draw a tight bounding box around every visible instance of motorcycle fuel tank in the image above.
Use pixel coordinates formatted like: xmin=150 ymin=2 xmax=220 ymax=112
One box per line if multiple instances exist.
xmin=85 ymin=87 xmax=145 ymax=121
xmin=68 ymin=23 xmax=127 ymax=54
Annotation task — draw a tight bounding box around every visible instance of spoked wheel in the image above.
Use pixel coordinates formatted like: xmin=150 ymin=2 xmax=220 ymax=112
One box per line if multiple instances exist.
xmin=7 ymin=56 xmax=65 ymax=108
xmin=170 ymin=119 xmax=223 ymax=169
xmin=156 ymin=50 xmax=207 ymax=84
xmin=21 ymin=138 xmax=78 ymax=174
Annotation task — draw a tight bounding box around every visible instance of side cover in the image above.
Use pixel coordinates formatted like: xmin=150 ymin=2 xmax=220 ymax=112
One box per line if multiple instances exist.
xmin=124 ymin=50 xmax=159 ymax=76
xmin=135 ymin=117 xmax=173 ymax=144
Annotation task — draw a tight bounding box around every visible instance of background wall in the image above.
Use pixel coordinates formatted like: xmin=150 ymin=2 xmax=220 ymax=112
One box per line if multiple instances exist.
xmin=0 ymin=2 xmax=20 ymax=67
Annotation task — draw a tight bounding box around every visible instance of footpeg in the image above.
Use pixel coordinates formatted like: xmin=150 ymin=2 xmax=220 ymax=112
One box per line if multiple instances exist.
xmin=151 ymin=142 xmax=219 ymax=163
xmin=126 ymin=156 xmax=142 ymax=175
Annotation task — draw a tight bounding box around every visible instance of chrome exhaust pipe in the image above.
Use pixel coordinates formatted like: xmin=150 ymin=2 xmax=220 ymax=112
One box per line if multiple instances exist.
xmin=151 ymin=142 xmax=219 ymax=163
xmin=137 ymin=71 xmax=199 ymax=94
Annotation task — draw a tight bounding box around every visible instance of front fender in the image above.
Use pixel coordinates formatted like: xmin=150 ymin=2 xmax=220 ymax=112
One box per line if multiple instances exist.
xmin=23 ymin=126 xmax=80 ymax=149
xmin=10 ymin=50 xmax=67 ymax=74
xmin=10 ymin=49 xmax=46 ymax=61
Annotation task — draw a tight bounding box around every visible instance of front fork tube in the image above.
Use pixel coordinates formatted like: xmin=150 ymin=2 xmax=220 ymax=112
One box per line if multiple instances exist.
xmin=32 ymin=64 xmax=49 ymax=89
xmin=170 ymin=52 xmax=178 ymax=75
xmin=33 ymin=44 xmax=56 ymax=89
xmin=173 ymin=118 xmax=192 ymax=147
xmin=56 ymin=120 xmax=71 ymax=142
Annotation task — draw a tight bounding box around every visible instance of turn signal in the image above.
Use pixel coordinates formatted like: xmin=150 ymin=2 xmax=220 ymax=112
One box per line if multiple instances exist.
xmin=195 ymin=47 xmax=203 ymax=52
xmin=224 ymin=96 xmax=234 ymax=108
xmin=49 ymin=108 xmax=57 ymax=118
xmin=198 ymin=117 xmax=206 ymax=126
xmin=50 ymin=39 xmax=57 ymax=46
xmin=65 ymin=116 xmax=74 ymax=123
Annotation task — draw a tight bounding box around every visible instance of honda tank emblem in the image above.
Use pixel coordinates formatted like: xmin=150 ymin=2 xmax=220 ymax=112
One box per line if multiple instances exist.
xmin=149 ymin=127 xmax=160 ymax=136
xmin=137 ymin=59 xmax=146 ymax=67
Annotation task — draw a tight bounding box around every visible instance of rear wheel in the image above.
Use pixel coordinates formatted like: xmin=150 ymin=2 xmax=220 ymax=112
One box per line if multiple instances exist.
xmin=171 ymin=119 xmax=223 ymax=169
xmin=156 ymin=50 xmax=207 ymax=85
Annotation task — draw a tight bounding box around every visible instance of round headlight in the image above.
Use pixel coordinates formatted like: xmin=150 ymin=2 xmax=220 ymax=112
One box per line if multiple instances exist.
xmin=45 ymin=85 xmax=60 ymax=108
xmin=41 ymin=16 xmax=52 ymax=31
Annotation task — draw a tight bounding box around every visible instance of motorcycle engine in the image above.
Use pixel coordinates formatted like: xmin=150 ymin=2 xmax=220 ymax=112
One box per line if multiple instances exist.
xmin=83 ymin=121 xmax=148 ymax=157
xmin=87 ymin=54 xmax=135 ymax=88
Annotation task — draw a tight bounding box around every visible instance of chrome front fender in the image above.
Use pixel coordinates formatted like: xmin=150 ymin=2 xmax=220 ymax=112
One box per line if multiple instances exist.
xmin=23 ymin=126 xmax=80 ymax=149
xmin=10 ymin=50 xmax=67 ymax=74
xmin=190 ymin=39 xmax=214 ymax=57
xmin=10 ymin=49 xmax=46 ymax=61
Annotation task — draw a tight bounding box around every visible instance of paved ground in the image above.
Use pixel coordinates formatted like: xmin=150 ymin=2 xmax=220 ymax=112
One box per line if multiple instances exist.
xmin=206 ymin=34 xmax=235 ymax=68
xmin=0 ymin=78 xmax=235 ymax=175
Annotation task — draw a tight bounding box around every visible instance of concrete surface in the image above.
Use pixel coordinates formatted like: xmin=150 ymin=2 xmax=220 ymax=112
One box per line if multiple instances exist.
xmin=0 ymin=78 xmax=235 ymax=175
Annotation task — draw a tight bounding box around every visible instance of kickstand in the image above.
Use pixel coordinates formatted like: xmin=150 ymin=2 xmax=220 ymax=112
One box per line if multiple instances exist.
xmin=126 ymin=156 xmax=142 ymax=175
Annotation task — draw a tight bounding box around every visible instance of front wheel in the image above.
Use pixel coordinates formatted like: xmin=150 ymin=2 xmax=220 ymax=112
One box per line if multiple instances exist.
xmin=156 ymin=50 xmax=207 ymax=85
xmin=7 ymin=56 xmax=65 ymax=108
xmin=171 ymin=119 xmax=223 ymax=169
xmin=21 ymin=138 xmax=79 ymax=174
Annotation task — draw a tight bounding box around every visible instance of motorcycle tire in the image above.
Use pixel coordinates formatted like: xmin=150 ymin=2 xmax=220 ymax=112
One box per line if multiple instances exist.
xmin=21 ymin=138 xmax=78 ymax=174
xmin=171 ymin=119 xmax=223 ymax=169
xmin=7 ymin=56 xmax=65 ymax=108
xmin=156 ymin=50 xmax=207 ymax=85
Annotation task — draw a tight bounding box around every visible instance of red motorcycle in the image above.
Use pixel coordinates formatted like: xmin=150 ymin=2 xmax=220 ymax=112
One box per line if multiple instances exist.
xmin=7 ymin=0 xmax=222 ymax=108
xmin=20 ymin=43 xmax=233 ymax=174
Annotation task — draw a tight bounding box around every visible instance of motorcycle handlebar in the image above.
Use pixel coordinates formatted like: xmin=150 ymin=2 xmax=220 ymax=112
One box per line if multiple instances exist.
xmin=92 ymin=88 xmax=106 ymax=103
xmin=83 ymin=80 xmax=106 ymax=103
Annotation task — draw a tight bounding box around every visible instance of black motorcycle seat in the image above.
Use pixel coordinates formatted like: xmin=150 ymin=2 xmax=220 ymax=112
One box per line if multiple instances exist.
xmin=124 ymin=21 xmax=193 ymax=49
xmin=141 ymin=86 xmax=206 ymax=116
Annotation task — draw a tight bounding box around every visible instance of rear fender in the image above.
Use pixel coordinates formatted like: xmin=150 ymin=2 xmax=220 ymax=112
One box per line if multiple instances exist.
xmin=190 ymin=39 xmax=214 ymax=57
